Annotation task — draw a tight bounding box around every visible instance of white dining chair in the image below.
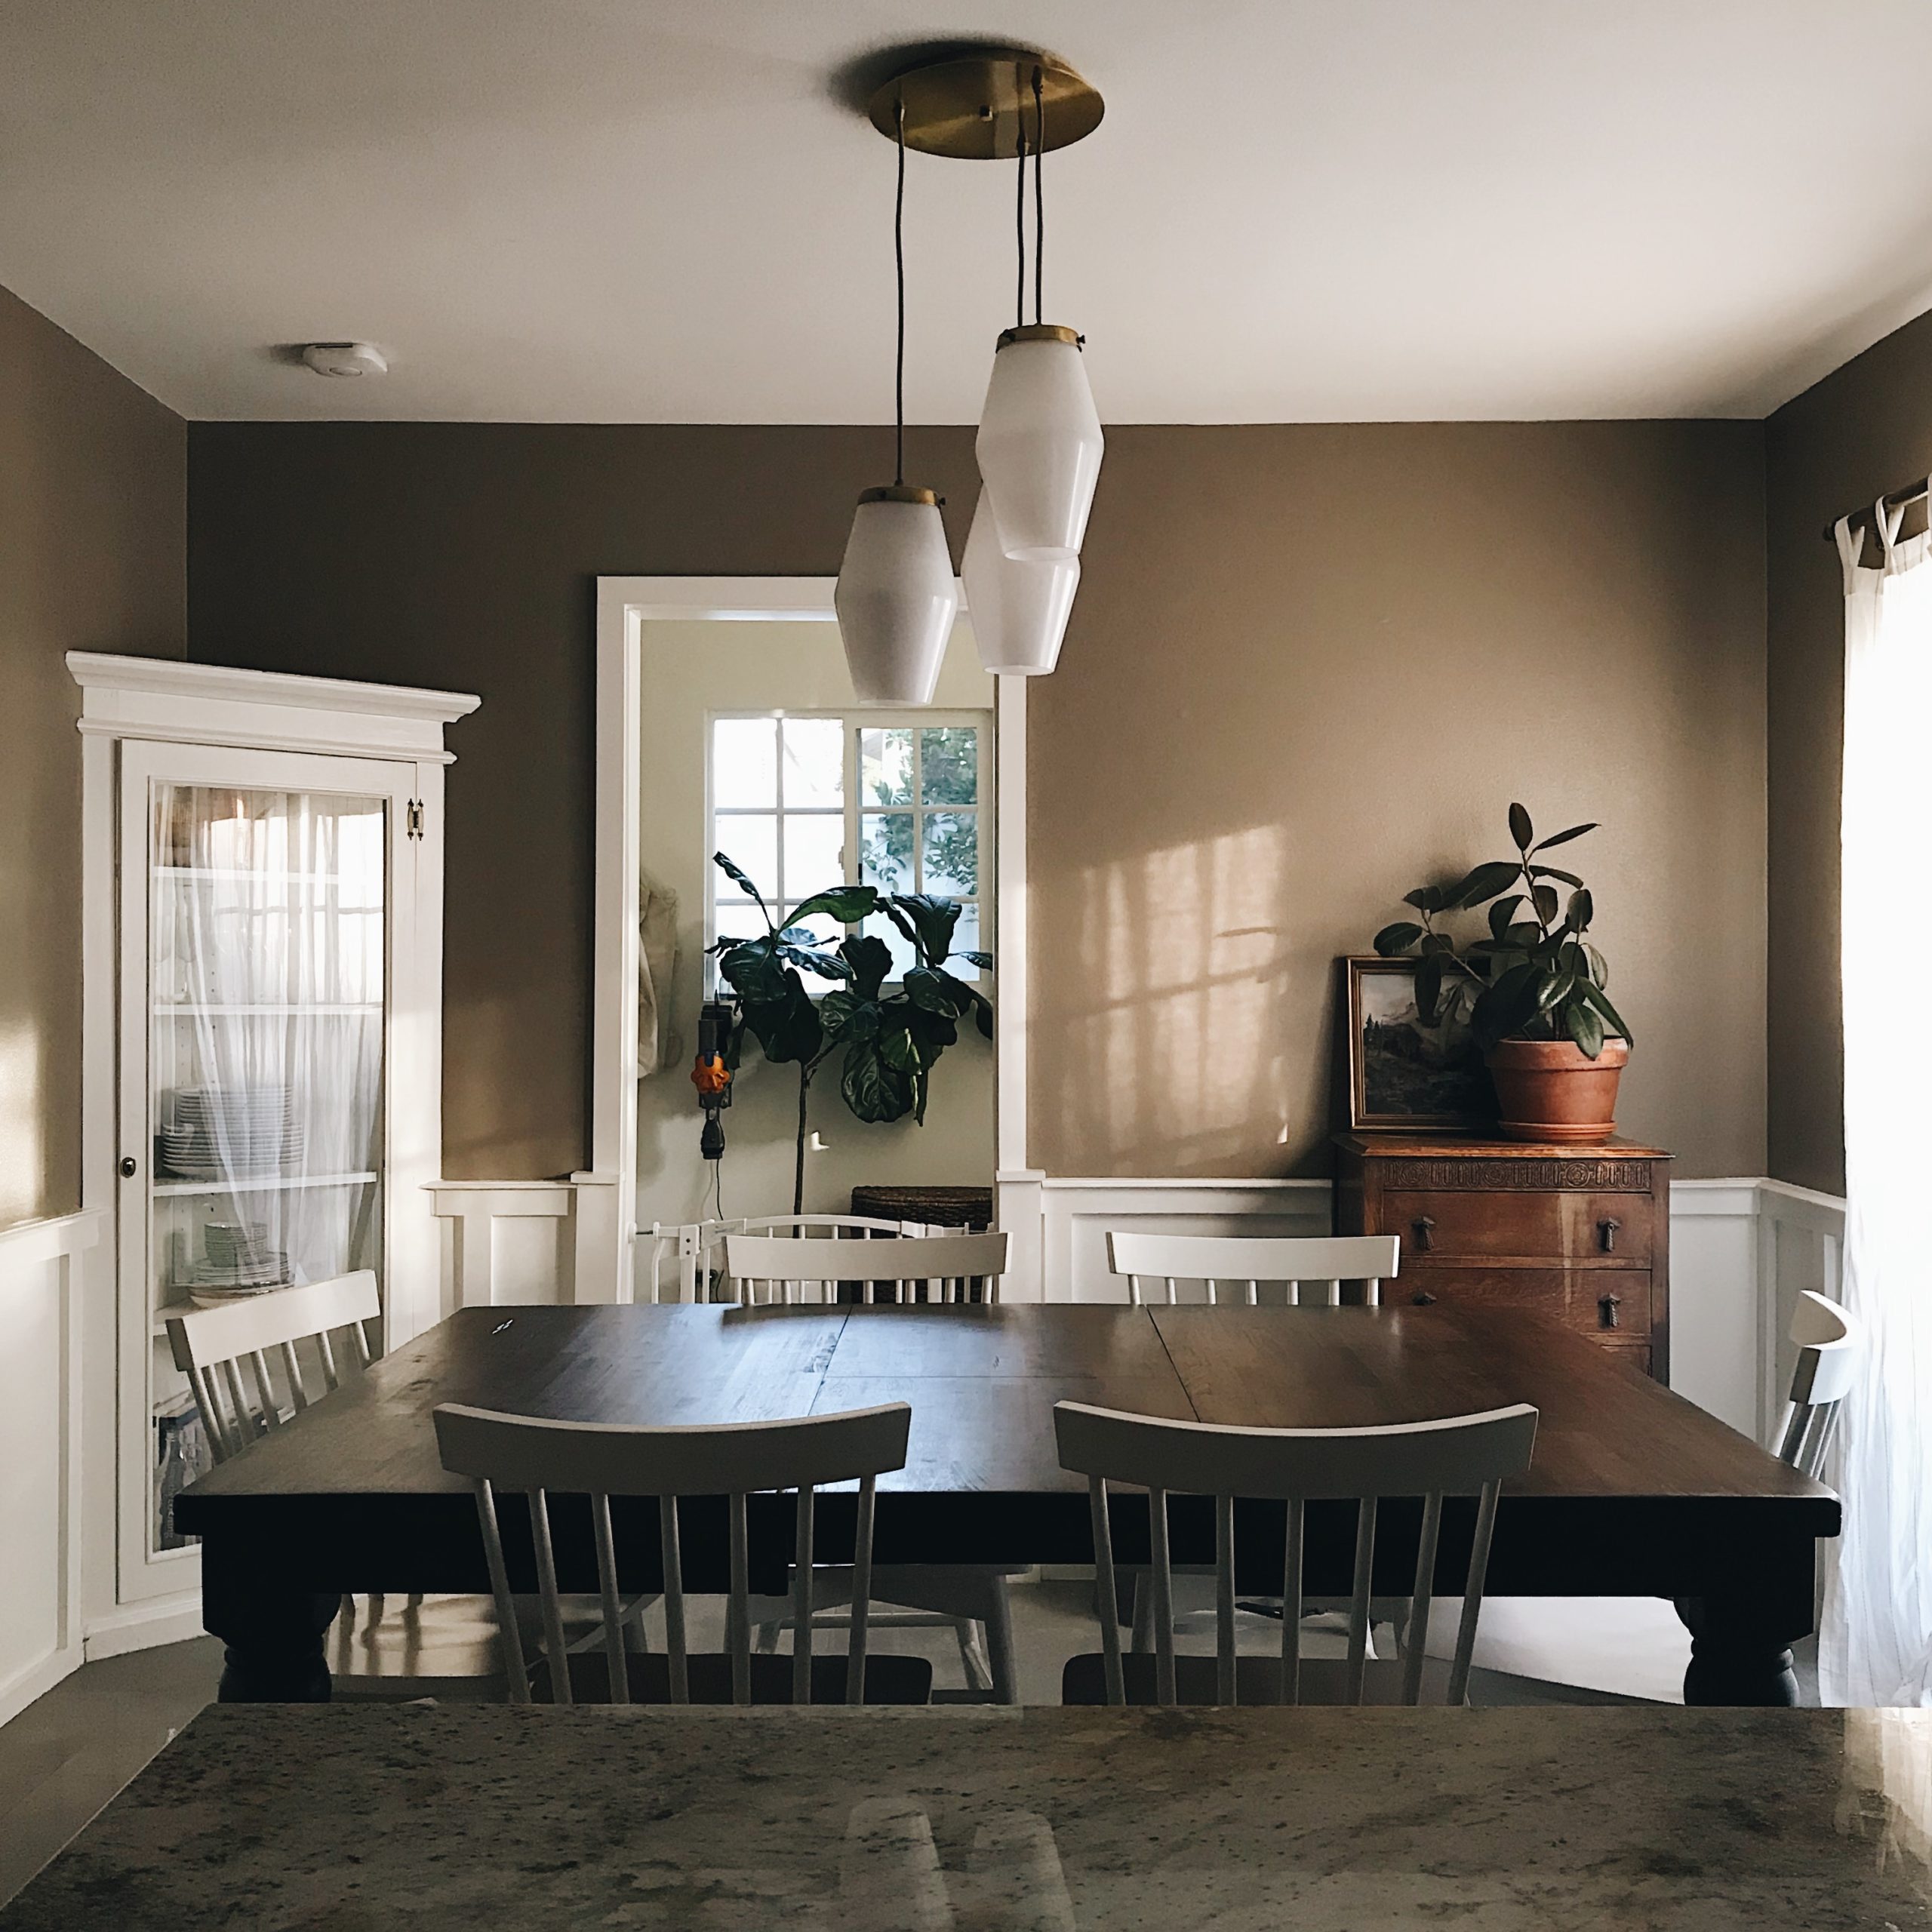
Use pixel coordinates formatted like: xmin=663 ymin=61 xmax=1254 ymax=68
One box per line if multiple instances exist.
xmin=642 ymin=1216 xmax=931 ymax=1304
xmin=722 ymin=1228 xmax=1020 ymax=1700
xmin=1425 ymin=1289 xmax=1861 ymax=1702
xmin=1106 ymin=1231 xmax=1401 ymax=1306
xmin=166 ymin=1272 xmax=508 ymax=1697
xmin=432 ymin=1398 xmax=931 ymax=1706
xmin=1054 ymin=1397 xmax=1539 ymax=1706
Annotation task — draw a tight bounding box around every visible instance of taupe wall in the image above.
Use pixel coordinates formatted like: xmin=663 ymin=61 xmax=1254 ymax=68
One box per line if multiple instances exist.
xmin=1029 ymin=423 xmax=1767 ymax=1178
xmin=0 ymin=285 xmax=185 ymax=1232
xmin=1763 ymin=309 xmax=1932 ymax=1195
xmin=189 ymin=420 xmax=1769 ymax=1185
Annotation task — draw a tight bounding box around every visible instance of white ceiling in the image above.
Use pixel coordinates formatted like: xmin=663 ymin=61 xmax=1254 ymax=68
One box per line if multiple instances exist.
xmin=6 ymin=2 xmax=1932 ymax=423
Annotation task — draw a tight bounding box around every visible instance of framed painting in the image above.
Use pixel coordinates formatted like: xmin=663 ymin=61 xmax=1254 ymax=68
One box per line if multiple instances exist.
xmin=1342 ymin=955 xmax=1494 ymax=1132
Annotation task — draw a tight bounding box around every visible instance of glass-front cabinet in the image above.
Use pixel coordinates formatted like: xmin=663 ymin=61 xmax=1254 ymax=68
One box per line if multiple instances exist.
xmin=85 ymin=681 xmax=470 ymax=1617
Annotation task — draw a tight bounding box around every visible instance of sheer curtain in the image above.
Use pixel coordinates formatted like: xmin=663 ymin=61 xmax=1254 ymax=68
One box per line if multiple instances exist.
xmin=1820 ymin=506 xmax=1932 ymax=1706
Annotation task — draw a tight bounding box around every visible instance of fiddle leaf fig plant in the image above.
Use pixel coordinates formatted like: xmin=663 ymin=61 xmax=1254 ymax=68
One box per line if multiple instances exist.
xmin=707 ymin=855 xmax=993 ymax=1213
xmin=1371 ymin=804 xmax=1632 ymax=1060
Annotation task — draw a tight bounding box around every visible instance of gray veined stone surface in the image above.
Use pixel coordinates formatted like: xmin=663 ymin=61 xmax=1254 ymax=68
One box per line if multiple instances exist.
xmin=2 ymin=1703 xmax=1929 ymax=1930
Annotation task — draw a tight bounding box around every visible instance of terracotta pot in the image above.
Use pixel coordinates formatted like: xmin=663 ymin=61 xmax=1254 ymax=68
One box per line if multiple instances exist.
xmin=1486 ymin=1037 xmax=1629 ymax=1143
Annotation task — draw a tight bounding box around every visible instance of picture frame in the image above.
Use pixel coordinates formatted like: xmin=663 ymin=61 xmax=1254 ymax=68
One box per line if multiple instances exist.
xmin=1341 ymin=955 xmax=1495 ymax=1132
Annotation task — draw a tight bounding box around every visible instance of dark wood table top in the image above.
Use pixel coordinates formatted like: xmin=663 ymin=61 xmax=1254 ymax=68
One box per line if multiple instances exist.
xmin=177 ymin=1300 xmax=1834 ymax=1519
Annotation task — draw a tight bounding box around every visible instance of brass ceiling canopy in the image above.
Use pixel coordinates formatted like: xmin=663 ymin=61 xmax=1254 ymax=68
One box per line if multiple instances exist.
xmin=865 ymin=48 xmax=1103 ymax=161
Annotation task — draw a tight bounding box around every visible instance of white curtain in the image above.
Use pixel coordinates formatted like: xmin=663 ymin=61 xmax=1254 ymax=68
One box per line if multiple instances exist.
xmin=1820 ymin=506 xmax=1932 ymax=1706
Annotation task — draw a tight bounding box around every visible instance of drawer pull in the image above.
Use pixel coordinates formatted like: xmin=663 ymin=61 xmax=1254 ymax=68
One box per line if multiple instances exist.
xmin=1598 ymin=1217 xmax=1622 ymax=1254
xmin=1411 ymin=1216 xmax=1437 ymax=1256
xmin=1412 ymin=1291 xmax=1438 ymax=1306
xmin=1598 ymin=1293 xmax=1622 ymax=1330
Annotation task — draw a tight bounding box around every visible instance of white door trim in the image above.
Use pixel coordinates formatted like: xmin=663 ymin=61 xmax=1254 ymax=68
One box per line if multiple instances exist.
xmin=589 ymin=577 xmax=1025 ymax=1301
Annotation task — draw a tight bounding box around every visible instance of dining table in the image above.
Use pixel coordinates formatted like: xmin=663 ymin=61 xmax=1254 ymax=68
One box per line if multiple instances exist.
xmin=6 ymin=1703 xmax=1927 ymax=1929
xmin=172 ymin=1300 xmax=1838 ymax=1706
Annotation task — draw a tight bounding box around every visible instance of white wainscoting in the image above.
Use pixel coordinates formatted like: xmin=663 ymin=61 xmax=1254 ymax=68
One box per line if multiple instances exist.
xmin=0 ymin=1211 xmax=101 ymax=1727
xmin=429 ymin=1173 xmax=1847 ymax=1449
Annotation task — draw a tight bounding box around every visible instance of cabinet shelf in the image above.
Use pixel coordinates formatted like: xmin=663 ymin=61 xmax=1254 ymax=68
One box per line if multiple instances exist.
xmin=153 ymin=1003 xmax=382 ymax=1017
xmin=151 ymin=1171 xmax=379 ymax=1198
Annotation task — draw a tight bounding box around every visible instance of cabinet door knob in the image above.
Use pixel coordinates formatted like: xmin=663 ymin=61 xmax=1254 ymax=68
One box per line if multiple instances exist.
xmin=1411 ymin=1217 xmax=1436 ymax=1255
xmin=1598 ymin=1217 xmax=1622 ymax=1254
xmin=118 ymin=1155 xmax=137 ymax=1179
xmin=1598 ymin=1293 xmax=1622 ymax=1330
xmin=1411 ymin=1291 xmax=1438 ymax=1306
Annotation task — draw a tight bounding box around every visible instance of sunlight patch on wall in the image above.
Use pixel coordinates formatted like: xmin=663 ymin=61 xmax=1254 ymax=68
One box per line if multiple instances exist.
xmin=0 ymin=1017 xmax=48 ymax=1230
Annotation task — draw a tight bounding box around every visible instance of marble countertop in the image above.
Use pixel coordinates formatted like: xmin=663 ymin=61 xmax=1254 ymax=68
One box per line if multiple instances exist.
xmin=5 ymin=1703 xmax=1929 ymax=1930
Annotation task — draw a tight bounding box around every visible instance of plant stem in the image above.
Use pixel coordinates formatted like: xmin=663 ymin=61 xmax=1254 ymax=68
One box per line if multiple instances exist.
xmin=793 ymin=1062 xmax=812 ymax=1217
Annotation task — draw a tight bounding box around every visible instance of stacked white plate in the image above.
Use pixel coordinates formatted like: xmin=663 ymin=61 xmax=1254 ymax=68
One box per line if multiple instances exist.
xmin=158 ymin=1087 xmax=305 ymax=1180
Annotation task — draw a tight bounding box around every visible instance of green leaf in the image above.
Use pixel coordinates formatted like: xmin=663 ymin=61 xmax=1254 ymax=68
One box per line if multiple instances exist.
xmin=1531 ymin=883 xmax=1560 ymax=927
xmin=1564 ymin=999 xmax=1606 ymax=1060
xmin=716 ymin=940 xmax=787 ymax=1002
xmin=1452 ymin=860 xmax=1524 ymax=909
xmin=1531 ymin=866 xmax=1583 ymax=888
xmin=1581 ymin=980 xmax=1633 ymax=1046
xmin=903 ymin=967 xmax=969 ymax=1018
xmin=841 ymin=1041 xmax=912 ymax=1123
xmin=1537 ymin=968 xmax=1576 ymax=1014
xmin=1419 ymin=931 xmax=1454 ymax=956
xmin=888 ymin=894 xmax=963 ymax=966
xmin=1508 ymin=802 xmax=1534 ymax=851
xmin=838 ymin=933 xmax=894 ymax=1001
xmin=1414 ymin=952 xmax=1447 ymax=1026
xmin=712 ymin=851 xmax=770 ymax=918
xmin=957 ymin=951 xmax=994 ymax=970
xmin=1472 ymin=961 xmax=1546 ymax=1051
xmin=1402 ymin=884 xmax=1450 ymax=915
xmin=1373 ymin=921 xmax=1425 ymax=956
xmin=972 ymin=992 xmax=993 ymax=1039
xmin=740 ymin=985 xmax=822 ymax=1065
xmin=786 ymin=885 xmax=877 ymax=927
xmin=878 ymin=1026 xmax=923 ymax=1074
xmin=1532 ymin=823 xmax=1598 ymax=852
xmin=777 ymin=942 xmax=851 ymax=981
xmin=1584 ymin=943 xmax=1609 ymax=989
xmin=1500 ymin=921 xmax=1543 ymax=948
xmin=1565 ymin=888 xmax=1594 ymax=933
xmin=1487 ymin=895 xmax=1525 ymax=940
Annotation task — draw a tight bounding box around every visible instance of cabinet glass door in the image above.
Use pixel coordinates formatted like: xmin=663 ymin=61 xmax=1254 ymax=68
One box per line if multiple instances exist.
xmin=143 ymin=780 xmax=389 ymax=1559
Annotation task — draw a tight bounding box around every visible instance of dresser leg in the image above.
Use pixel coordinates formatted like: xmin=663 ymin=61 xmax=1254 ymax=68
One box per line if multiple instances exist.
xmin=1675 ymin=1594 xmax=1802 ymax=1706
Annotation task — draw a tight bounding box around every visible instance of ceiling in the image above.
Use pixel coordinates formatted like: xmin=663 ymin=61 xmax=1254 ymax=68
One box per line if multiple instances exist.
xmin=6 ymin=2 xmax=1932 ymax=423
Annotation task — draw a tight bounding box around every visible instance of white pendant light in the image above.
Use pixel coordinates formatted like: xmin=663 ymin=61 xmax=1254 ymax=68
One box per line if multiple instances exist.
xmin=962 ymin=488 xmax=1077 ymax=675
xmin=836 ymin=485 xmax=958 ymax=704
xmin=977 ymin=325 xmax=1103 ymax=563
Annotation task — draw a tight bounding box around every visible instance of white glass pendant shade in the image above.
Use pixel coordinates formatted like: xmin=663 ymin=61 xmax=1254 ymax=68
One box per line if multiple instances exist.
xmin=834 ymin=486 xmax=959 ymax=706
xmin=962 ymin=488 xmax=1078 ymax=675
xmin=975 ymin=324 xmax=1104 ymax=562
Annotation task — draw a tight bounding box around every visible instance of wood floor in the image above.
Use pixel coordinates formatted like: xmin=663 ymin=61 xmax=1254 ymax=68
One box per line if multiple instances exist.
xmin=0 ymin=1586 xmax=1817 ymax=1910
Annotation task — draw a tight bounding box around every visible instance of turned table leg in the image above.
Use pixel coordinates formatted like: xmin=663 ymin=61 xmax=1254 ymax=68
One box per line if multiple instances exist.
xmin=202 ymin=1550 xmax=340 ymax=1703
xmin=1676 ymin=1592 xmax=1805 ymax=1707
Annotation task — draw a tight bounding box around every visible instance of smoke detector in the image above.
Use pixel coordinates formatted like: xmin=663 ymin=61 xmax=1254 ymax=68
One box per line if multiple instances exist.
xmin=300 ymin=341 xmax=388 ymax=379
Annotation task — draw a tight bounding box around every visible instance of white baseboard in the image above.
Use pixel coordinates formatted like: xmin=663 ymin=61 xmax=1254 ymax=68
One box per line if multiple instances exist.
xmin=0 ymin=1641 xmax=84 ymax=1730
xmin=82 ymin=1594 xmax=208 ymax=1662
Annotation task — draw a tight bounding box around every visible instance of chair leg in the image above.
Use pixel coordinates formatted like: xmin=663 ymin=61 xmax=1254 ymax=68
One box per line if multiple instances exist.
xmin=983 ymin=1578 xmax=1019 ymax=1706
xmin=1131 ymin=1574 xmax=1154 ymax=1655
xmin=953 ymin=1620 xmax=995 ymax=1694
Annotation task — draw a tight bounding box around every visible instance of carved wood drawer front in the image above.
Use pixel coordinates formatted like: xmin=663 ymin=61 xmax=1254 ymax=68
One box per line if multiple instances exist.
xmin=1376 ymin=1156 xmax=1654 ymax=1194
xmin=1383 ymin=1190 xmax=1656 ymax=1268
xmin=1398 ymin=1265 xmax=1654 ymax=1340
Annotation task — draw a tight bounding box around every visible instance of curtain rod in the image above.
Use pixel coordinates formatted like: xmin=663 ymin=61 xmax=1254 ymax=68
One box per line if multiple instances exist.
xmin=1822 ymin=477 xmax=1930 ymax=542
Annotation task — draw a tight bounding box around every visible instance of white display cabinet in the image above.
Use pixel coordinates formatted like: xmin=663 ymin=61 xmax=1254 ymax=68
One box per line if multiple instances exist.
xmin=71 ymin=654 xmax=478 ymax=1649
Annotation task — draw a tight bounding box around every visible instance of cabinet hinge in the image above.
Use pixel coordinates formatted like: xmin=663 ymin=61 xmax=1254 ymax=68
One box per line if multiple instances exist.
xmin=406 ymin=799 xmax=425 ymax=840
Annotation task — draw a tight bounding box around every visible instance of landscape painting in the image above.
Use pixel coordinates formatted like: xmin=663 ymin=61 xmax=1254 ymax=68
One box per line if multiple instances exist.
xmin=1344 ymin=956 xmax=1494 ymax=1131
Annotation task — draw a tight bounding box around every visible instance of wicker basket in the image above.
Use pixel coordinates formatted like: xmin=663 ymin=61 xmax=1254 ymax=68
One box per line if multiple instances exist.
xmin=849 ymin=1185 xmax=995 ymax=1231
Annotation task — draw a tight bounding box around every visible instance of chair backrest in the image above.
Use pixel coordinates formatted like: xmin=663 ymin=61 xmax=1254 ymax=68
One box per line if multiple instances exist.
xmin=433 ymin=1400 xmax=912 ymax=1708
xmin=643 ymin=1217 xmax=934 ymax=1303
xmin=1054 ymin=1398 xmax=1538 ymax=1709
xmin=1106 ymin=1232 xmax=1401 ymax=1307
xmin=1776 ymin=1290 xmax=1860 ymax=1479
xmin=165 ymin=1271 xmax=378 ymax=1463
xmin=721 ymin=1230 xmax=1010 ymax=1306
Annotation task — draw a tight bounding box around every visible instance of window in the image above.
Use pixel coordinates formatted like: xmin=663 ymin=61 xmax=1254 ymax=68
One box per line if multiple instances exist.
xmin=708 ymin=712 xmax=991 ymax=988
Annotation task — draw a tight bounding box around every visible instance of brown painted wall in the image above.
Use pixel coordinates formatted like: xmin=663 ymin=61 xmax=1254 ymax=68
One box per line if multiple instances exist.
xmin=188 ymin=420 xmax=1767 ymax=1184
xmin=1030 ymin=423 xmax=1767 ymax=1179
xmin=1763 ymin=309 xmax=1932 ymax=1195
xmin=0 ymin=285 xmax=185 ymax=1232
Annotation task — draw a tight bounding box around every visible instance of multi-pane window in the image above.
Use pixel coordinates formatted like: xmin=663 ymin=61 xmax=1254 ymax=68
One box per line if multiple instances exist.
xmin=709 ymin=712 xmax=990 ymax=988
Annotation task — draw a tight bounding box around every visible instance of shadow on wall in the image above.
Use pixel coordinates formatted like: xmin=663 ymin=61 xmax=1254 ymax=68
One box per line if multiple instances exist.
xmin=1038 ymin=824 xmax=1318 ymax=1176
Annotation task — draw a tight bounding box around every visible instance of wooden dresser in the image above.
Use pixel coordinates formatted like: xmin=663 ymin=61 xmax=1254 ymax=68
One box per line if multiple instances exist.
xmin=1332 ymin=1134 xmax=1672 ymax=1380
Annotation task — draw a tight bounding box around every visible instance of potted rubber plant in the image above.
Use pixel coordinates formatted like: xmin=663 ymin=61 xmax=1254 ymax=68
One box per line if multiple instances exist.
xmin=1371 ymin=804 xmax=1632 ymax=1142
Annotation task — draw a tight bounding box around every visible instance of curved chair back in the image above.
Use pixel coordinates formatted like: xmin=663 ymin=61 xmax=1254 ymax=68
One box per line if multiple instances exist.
xmin=1106 ymin=1232 xmax=1401 ymax=1307
xmin=1777 ymin=1290 xmax=1860 ymax=1478
xmin=722 ymin=1230 xmax=1009 ymax=1306
xmin=434 ymin=1400 xmax=912 ymax=1708
xmin=1055 ymin=1398 xmax=1537 ymax=1708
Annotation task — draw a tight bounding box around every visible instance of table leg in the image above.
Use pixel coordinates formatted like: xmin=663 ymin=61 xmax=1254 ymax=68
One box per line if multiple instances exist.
xmin=1675 ymin=1593 xmax=1804 ymax=1707
xmin=202 ymin=1561 xmax=340 ymax=1703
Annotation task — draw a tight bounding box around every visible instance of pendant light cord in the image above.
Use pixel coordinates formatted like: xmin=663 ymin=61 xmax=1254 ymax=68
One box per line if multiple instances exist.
xmin=894 ymin=95 xmax=906 ymax=487
xmin=1032 ymin=66 xmax=1045 ymax=325
xmin=1014 ymin=118 xmax=1027 ymax=330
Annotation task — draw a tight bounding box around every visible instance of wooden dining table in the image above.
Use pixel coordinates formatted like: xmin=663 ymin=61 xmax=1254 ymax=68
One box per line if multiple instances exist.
xmin=173 ymin=1300 xmax=1838 ymax=1706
